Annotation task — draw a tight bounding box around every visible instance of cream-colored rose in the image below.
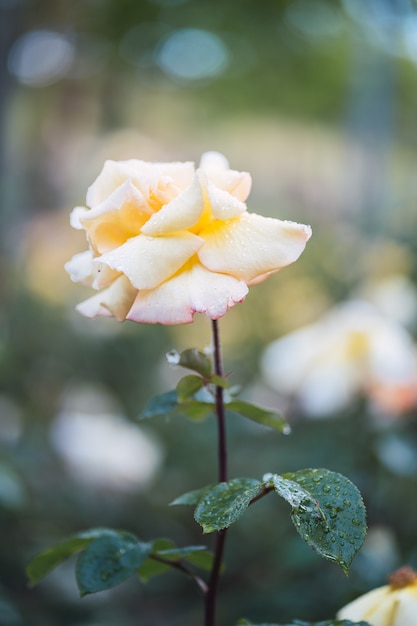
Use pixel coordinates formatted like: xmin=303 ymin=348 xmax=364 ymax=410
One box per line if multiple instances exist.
xmin=66 ymin=151 xmax=311 ymax=325
xmin=337 ymin=566 xmax=417 ymax=625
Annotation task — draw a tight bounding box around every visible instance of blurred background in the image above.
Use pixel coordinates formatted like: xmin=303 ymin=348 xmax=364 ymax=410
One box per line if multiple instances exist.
xmin=2 ymin=0 xmax=417 ymax=624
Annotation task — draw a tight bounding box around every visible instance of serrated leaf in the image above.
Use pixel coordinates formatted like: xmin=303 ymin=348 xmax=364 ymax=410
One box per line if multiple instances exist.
xmin=26 ymin=528 xmax=117 ymax=586
xmin=227 ymin=400 xmax=287 ymax=432
xmin=176 ymin=375 xmax=205 ymax=402
xmin=75 ymin=533 xmax=152 ymax=596
xmin=170 ymin=484 xmax=215 ymax=506
xmin=195 ymin=478 xmax=262 ymax=533
xmin=270 ymin=469 xmax=366 ymax=574
xmin=179 ymin=348 xmax=212 ymax=378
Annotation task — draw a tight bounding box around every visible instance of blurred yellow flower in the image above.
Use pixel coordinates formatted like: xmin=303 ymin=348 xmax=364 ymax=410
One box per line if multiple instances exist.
xmin=337 ymin=566 xmax=417 ymax=625
xmin=65 ymin=151 xmax=311 ymax=325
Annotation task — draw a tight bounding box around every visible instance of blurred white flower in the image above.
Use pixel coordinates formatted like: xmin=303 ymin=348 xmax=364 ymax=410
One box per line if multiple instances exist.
xmin=359 ymin=275 xmax=417 ymax=330
xmin=261 ymin=300 xmax=417 ymax=418
xmin=337 ymin=566 xmax=417 ymax=625
xmin=50 ymin=388 xmax=162 ymax=490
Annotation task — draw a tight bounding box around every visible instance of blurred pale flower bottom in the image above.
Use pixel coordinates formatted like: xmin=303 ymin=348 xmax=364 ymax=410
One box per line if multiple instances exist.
xmin=50 ymin=386 xmax=162 ymax=490
xmin=261 ymin=296 xmax=417 ymax=418
xmin=337 ymin=566 xmax=417 ymax=625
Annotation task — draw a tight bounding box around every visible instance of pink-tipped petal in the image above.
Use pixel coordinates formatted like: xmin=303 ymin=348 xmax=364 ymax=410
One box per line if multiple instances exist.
xmin=127 ymin=263 xmax=248 ymax=325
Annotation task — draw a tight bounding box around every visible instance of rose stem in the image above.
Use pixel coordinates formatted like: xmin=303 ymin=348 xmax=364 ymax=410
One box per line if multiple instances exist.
xmin=204 ymin=318 xmax=228 ymax=626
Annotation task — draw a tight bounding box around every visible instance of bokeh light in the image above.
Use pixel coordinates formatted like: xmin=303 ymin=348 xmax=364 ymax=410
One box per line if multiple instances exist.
xmin=7 ymin=29 xmax=75 ymax=86
xmin=154 ymin=28 xmax=229 ymax=82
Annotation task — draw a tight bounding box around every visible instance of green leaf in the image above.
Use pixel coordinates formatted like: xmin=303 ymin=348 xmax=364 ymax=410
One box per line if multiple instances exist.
xmin=179 ymin=348 xmax=212 ymax=378
xmin=75 ymin=532 xmax=152 ymax=596
xmin=227 ymin=400 xmax=288 ymax=432
xmin=137 ymin=539 xmax=174 ymax=582
xmin=137 ymin=540 xmax=213 ymax=582
xmin=140 ymin=389 xmax=215 ymax=422
xmin=195 ymin=478 xmax=262 ymax=533
xmin=156 ymin=545 xmax=208 ymax=561
xmin=176 ymin=375 xmax=205 ymax=401
xmin=210 ymin=374 xmax=230 ymax=389
xmin=140 ymin=390 xmax=179 ymax=419
xmin=26 ymin=528 xmax=117 ymax=586
xmin=178 ymin=399 xmax=215 ymax=421
xmin=185 ymin=549 xmax=214 ymax=570
xmin=270 ymin=469 xmax=366 ymax=574
xmin=170 ymin=484 xmax=215 ymax=506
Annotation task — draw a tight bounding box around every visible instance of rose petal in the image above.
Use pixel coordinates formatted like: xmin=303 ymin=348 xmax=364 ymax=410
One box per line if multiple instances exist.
xmin=199 ymin=151 xmax=252 ymax=201
xmin=141 ymin=174 xmax=204 ymax=236
xmin=199 ymin=212 xmax=312 ymax=283
xmin=65 ymin=251 xmax=95 ymax=285
xmin=198 ymin=171 xmax=247 ymax=220
xmin=98 ymin=232 xmax=204 ymax=290
xmin=126 ymin=263 xmax=248 ymax=325
xmin=80 ymin=181 xmax=155 ymax=254
xmin=199 ymin=151 xmax=230 ymax=171
xmin=76 ymin=276 xmax=137 ymax=321
xmin=87 ymin=159 xmax=195 ymax=207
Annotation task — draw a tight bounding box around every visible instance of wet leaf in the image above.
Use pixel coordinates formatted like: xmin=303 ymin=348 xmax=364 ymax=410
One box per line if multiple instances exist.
xmin=140 ymin=390 xmax=179 ymax=419
xmin=76 ymin=533 xmax=152 ymax=596
xmin=195 ymin=478 xmax=262 ymax=533
xmin=179 ymin=348 xmax=212 ymax=378
xmin=227 ymin=400 xmax=288 ymax=432
xmin=170 ymin=484 xmax=215 ymax=506
xmin=139 ymin=390 xmax=214 ymax=422
xmin=269 ymin=469 xmax=366 ymax=574
xmin=137 ymin=539 xmax=174 ymax=581
xmin=26 ymin=528 xmax=118 ymax=586
xmin=210 ymin=374 xmax=230 ymax=389
xmin=138 ymin=540 xmax=213 ymax=581
xmin=176 ymin=375 xmax=205 ymax=401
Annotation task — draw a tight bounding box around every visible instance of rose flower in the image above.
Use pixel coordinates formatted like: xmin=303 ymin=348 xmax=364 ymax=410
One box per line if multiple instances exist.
xmin=66 ymin=151 xmax=311 ymax=325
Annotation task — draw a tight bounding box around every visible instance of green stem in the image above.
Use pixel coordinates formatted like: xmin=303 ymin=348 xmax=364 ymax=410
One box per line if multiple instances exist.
xmin=204 ymin=319 xmax=228 ymax=626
